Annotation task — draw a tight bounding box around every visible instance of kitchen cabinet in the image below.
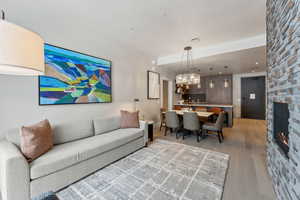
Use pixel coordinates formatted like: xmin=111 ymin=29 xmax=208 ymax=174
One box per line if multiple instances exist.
xmin=182 ymin=75 xmax=232 ymax=105
xmin=205 ymin=75 xmax=232 ymax=104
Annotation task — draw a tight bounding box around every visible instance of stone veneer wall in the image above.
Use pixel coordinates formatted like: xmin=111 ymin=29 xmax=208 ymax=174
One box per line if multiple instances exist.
xmin=267 ymin=0 xmax=300 ymax=200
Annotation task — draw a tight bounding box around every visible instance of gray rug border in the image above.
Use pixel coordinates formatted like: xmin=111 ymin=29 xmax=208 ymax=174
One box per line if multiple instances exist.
xmin=56 ymin=139 xmax=230 ymax=200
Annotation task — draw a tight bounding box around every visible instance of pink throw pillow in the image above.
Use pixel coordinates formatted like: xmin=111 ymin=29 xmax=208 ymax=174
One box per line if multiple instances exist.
xmin=20 ymin=119 xmax=53 ymax=162
xmin=120 ymin=110 xmax=140 ymax=128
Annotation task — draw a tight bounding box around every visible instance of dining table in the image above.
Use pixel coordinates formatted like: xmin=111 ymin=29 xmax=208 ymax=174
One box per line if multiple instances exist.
xmin=163 ymin=110 xmax=215 ymax=119
xmin=172 ymin=110 xmax=214 ymax=118
xmin=162 ymin=110 xmax=215 ymax=139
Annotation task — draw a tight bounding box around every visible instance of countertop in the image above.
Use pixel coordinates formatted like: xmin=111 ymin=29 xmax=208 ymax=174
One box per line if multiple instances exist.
xmin=174 ymin=103 xmax=234 ymax=108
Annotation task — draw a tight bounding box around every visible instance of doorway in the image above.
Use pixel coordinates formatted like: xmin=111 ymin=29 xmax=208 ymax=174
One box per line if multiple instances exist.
xmin=241 ymin=76 xmax=266 ymax=119
xmin=162 ymin=80 xmax=169 ymax=110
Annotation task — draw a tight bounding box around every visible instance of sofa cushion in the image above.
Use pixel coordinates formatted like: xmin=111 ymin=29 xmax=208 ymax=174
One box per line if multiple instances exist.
xmin=52 ymin=120 xmax=94 ymax=145
xmin=93 ymin=116 xmax=121 ymax=135
xmin=30 ymin=128 xmax=144 ymax=179
xmin=5 ymin=120 xmax=94 ymax=147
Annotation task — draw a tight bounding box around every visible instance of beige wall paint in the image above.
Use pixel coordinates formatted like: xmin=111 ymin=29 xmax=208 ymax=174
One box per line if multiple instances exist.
xmin=158 ymin=68 xmax=177 ymax=109
xmin=134 ymin=64 xmax=161 ymax=124
xmin=0 ymin=38 xmax=158 ymax=138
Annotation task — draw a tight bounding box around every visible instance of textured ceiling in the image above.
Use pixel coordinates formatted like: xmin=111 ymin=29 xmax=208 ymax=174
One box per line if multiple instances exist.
xmin=1 ymin=0 xmax=266 ymax=59
xmin=159 ymin=46 xmax=267 ymax=76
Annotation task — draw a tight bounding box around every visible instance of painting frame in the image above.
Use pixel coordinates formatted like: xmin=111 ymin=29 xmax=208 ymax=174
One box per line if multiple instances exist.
xmin=39 ymin=43 xmax=112 ymax=106
xmin=147 ymin=70 xmax=160 ymax=99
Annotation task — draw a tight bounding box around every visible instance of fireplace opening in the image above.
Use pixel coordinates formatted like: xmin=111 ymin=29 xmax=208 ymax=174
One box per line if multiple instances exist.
xmin=273 ymin=102 xmax=289 ymax=157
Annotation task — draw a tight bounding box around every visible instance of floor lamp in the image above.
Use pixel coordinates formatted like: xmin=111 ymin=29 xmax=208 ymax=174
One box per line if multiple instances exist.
xmin=134 ymin=98 xmax=140 ymax=111
xmin=0 ymin=10 xmax=45 ymax=75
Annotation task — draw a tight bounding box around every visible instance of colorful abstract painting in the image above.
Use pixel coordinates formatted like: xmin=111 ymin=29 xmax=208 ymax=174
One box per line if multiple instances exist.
xmin=39 ymin=44 xmax=112 ymax=105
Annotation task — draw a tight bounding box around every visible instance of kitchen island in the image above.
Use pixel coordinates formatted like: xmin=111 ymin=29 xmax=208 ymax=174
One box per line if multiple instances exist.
xmin=173 ymin=104 xmax=234 ymax=127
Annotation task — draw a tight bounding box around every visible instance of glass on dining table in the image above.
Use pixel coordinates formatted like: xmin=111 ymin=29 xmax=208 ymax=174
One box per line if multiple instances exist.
xmin=182 ymin=107 xmax=189 ymax=112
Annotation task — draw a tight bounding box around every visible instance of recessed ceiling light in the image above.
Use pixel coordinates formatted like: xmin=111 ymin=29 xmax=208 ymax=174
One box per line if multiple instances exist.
xmin=191 ymin=37 xmax=200 ymax=43
xmin=255 ymin=62 xmax=259 ymax=65
xmin=160 ymin=8 xmax=167 ymax=17
xmin=219 ymin=72 xmax=222 ymax=74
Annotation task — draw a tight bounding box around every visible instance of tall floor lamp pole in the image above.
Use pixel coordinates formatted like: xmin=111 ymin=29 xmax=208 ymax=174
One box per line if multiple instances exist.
xmin=134 ymin=98 xmax=140 ymax=111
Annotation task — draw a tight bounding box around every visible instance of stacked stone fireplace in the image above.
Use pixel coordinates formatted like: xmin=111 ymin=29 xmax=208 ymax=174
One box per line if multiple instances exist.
xmin=267 ymin=0 xmax=300 ymax=199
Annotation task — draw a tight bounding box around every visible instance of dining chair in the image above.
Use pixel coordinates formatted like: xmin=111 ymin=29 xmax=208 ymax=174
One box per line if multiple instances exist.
xmin=165 ymin=111 xmax=180 ymax=138
xmin=160 ymin=108 xmax=166 ymax=131
xmin=183 ymin=112 xmax=201 ymax=142
xmin=207 ymin=107 xmax=222 ymax=114
xmin=202 ymin=111 xmax=225 ymax=143
xmin=207 ymin=107 xmax=223 ymax=122
xmin=181 ymin=107 xmax=190 ymax=112
xmin=173 ymin=105 xmax=182 ymax=110
xmin=195 ymin=106 xmax=207 ymax=112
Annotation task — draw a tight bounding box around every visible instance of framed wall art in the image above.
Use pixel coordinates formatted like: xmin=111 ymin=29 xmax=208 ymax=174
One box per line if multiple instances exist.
xmin=39 ymin=44 xmax=112 ymax=105
xmin=147 ymin=70 xmax=160 ymax=99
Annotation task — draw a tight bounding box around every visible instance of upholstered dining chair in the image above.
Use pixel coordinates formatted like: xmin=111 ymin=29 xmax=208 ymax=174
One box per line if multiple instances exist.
xmin=207 ymin=107 xmax=223 ymax=122
xmin=160 ymin=108 xmax=166 ymax=131
xmin=195 ymin=106 xmax=207 ymax=112
xmin=165 ymin=111 xmax=180 ymax=138
xmin=202 ymin=111 xmax=225 ymax=143
xmin=183 ymin=112 xmax=201 ymax=142
xmin=173 ymin=105 xmax=182 ymax=110
xmin=181 ymin=107 xmax=190 ymax=112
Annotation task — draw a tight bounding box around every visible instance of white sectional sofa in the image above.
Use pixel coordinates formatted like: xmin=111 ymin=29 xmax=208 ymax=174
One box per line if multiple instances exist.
xmin=0 ymin=116 xmax=148 ymax=200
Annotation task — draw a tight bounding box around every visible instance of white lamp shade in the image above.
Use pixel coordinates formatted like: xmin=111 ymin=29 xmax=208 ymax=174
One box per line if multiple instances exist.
xmin=0 ymin=20 xmax=44 ymax=75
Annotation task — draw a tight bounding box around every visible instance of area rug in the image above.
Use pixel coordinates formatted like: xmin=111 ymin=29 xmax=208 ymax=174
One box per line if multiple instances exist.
xmin=57 ymin=139 xmax=230 ymax=200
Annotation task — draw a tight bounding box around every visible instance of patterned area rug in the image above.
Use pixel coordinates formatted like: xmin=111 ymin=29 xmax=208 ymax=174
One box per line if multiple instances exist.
xmin=57 ymin=139 xmax=230 ymax=200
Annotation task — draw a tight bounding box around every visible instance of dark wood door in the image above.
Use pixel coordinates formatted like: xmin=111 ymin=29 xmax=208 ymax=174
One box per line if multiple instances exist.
xmin=241 ymin=76 xmax=266 ymax=119
xmin=162 ymin=80 xmax=168 ymax=110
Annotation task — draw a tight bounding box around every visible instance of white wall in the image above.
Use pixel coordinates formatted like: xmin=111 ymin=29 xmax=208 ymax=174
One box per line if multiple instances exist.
xmin=0 ymin=34 xmax=158 ymax=138
xmin=160 ymin=77 xmax=175 ymax=111
xmin=158 ymin=68 xmax=177 ymax=109
xmin=232 ymin=71 xmax=267 ymax=118
xmin=135 ymin=64 xmax=161 ymax=124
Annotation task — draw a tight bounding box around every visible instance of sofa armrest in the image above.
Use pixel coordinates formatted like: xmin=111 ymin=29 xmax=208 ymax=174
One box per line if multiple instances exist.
xmin=139 ymin=121 xmax=148 ymax=146
xmin=0 ymin=140 xmax=30 ymax=200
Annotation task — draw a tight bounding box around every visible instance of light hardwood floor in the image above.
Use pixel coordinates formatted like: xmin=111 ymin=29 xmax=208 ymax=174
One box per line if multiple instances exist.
xmin=155 ymin=118 xmax=276 ymax=200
